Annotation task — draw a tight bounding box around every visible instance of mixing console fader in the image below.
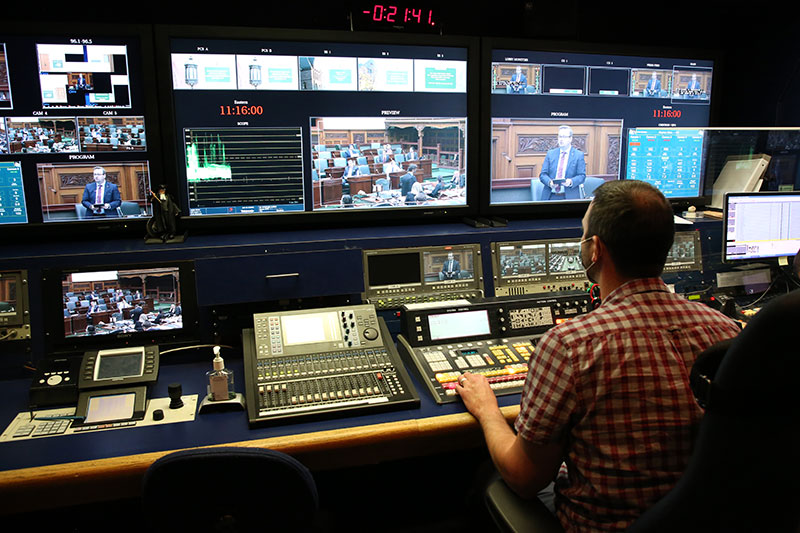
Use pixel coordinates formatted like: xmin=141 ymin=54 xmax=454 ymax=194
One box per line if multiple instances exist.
xmin=242 ymin=304 xmax=419 ymax=427
xmin=397 ymin=292 xmax=591 ymax=403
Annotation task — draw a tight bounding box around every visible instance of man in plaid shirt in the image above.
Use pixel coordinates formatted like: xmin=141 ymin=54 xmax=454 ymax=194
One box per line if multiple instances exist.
xmin=457 ymin=181 xmax=740 ymax=531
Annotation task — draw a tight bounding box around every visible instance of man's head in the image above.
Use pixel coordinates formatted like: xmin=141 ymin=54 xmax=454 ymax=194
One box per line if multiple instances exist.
xmin=580 ymin=180 xmax=674 ymax=280
xmin=408 ymin=163 xmax=417 ymax=173
xmin=93 ymin=166 xmax=106 ymax=183
xmin=447 ymin=252 xmax=454 ymax=261
xmin=557 ymin=126 xmax=573 ymax=151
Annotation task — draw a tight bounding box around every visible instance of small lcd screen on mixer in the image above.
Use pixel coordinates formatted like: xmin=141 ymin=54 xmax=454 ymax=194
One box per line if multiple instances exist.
xmin=281 ymin=312 xmax=342 ymax=346
xmin=428 ymin=309 xmax=491 ymax=341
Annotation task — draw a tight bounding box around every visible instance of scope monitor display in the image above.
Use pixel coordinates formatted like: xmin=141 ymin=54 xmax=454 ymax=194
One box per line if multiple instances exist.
xmin=724 ymin=192 xmax=800 ymax=262
xmin=0 ymin=27 xmax=159 ymax=228
xmin=489 ymin=45 xmax=713 ymax=207
xmin=42 ymin=261 xmax=197 ymax=352
xmin=164 ymin=30 xmax=470 ymax=217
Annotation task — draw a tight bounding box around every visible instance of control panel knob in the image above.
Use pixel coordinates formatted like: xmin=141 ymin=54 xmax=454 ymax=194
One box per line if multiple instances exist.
xmin=363 ymin=327 xmax=379 ymax=341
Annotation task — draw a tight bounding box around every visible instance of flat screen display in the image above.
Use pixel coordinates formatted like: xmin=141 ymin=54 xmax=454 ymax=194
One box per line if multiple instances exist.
xmin=489 ymin=46 xmax=713 ymax=206
xmin=281 ymin=311 xmax=341 ymax=345
xmin=724 ymin=192 xmax=800 ymax=261
xmin=166 ymin=33 xmax=469 ymax=216
xmin=61 ymin=265 xmax=183 ymax=338
xmin=0 ymin=27 xmax=159 ymax=227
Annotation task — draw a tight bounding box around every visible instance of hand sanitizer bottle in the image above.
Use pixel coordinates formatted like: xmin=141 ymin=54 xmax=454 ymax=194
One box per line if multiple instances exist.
xmin=206 ymin=346 xmax=234 ymax=401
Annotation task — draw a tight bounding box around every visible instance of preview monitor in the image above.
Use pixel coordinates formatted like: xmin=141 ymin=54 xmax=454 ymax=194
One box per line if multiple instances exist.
xmin=42 ymin=261 xmax=197 ymax=352
xmin=158 ymin=26 xmax=475 ymax=223
xmin=724 ymin=192 xmax=800 ymax=262
xmin=487 ymin=42 xmax=714 ymax=210
xmin=0 ymin=270 xmax=30 ymax=341
xmin=492 ymin=238 xmax=590 ymax=297
xmin=0 ymin=25 xmax=162 ymax=230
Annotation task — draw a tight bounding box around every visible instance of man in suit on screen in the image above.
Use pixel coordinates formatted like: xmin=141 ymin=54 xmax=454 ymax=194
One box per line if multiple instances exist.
xmin=538 ymin=125 xmax=586 ymax=201
xmin=81 ymin=166 xmax=121 ymax=217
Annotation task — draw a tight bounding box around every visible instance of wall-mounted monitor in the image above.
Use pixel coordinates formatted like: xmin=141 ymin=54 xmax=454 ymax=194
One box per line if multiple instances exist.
xmin=157 ymin=25 xmax=477 ymax=228
xmin=42 ymin=261 xmax=198 ymax=353
xmin=724 ymin=192 xmax=800 ymax=263
xmin=485 ymin=40 xmax=715 ymax=213
xmin=0 ymin=24 xmax=162 ymax=235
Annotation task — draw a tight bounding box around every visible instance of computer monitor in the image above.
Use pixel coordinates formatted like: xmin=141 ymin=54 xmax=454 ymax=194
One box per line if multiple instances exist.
xmin=42 ymin=261 xmax=197 ymax=353
xmin=625 ymin=128 xmax=705 ymax=199
xmin=157 ymin=25 xmax=476 ymax=227
xmin=486 ymin=41 xmax=714 ymax=213
xmin=724 ymin=192 xmax=800 ymax=262
xmin=0 ymin=24 xmax=163 ymax=232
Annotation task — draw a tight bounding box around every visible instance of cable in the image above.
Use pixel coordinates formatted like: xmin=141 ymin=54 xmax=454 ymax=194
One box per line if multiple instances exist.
xmin=159 ymin=344 xmax=234 ymax=356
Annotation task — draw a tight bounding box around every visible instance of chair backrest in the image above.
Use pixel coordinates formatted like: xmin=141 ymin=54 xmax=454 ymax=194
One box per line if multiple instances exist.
xmin=629 ymin=290 xmax=800 ymax=532
xmin=581 ymin=177 xmax=605 ymax=199
xmin=530 ymin=179 xmax=544 ymax=202
xmin=142 ymin=447 xmax=319 ymax=533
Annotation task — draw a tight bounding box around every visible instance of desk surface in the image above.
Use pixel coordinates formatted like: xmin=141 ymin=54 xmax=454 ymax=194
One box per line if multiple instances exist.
xmin=0 ymin=358 xmax=521 ymax=514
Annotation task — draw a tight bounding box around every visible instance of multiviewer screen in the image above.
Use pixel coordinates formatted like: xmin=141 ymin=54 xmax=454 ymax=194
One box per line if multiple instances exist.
xmin=489 ymin=47 xmax=713 ymax=205
xmin=168 ymin=37 xmax=468 ymax=215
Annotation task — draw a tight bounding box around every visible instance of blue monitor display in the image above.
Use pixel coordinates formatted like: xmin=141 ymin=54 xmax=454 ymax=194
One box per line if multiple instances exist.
xmin=0 ymin=161 xmax=27 ymax=225
xmin=625 ymin=128 xmax=704 ymax=198
xmin=488 ymin=45 xmax=714 ymax=207
xmin=165 ymin=31 xmax=470 ymax=216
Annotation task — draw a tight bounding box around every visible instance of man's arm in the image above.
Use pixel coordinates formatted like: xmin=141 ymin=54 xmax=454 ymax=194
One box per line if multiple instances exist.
xmin=457 ymin=372 xmax=563 ymax=497
xmin=108 ymin=184 xmax=122 ymax=209
xmin=81 ymin=185 xmax=94 ymax=210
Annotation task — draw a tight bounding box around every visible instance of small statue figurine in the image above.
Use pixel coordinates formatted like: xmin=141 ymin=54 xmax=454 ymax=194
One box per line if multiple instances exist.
xmin=146 ymin=184 xmax=180 ymax=242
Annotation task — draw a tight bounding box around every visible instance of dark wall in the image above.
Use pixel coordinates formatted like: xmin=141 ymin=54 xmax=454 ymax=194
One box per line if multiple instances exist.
xmin=8 ymin=1 xmax=799 ymax=125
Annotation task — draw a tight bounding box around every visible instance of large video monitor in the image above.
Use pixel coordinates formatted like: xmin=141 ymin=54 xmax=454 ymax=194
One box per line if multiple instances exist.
xmin=42 ymin=261 xmax=198 ymax=353
xmin=485 ymin=41 xmax=714 ymax=213
xmin=0 ymin=24 xmax=162 ymax=234
xmin=156 ymin=25 xmax=477 ymax=227
xmin=723 ymin=192 xmax=800 ymax=263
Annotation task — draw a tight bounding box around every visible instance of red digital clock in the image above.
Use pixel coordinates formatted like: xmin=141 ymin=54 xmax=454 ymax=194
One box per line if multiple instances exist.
xmin=220 ymin=105 xmax=264 ymax=116
xmin=355 ymin=4 xmax=440 ymax=32
xmin=653 ymin=109 xmax=682 ymax=119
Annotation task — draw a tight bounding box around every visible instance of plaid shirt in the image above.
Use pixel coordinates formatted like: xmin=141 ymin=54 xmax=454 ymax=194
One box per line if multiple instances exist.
xmin=514 ymin=278 xmax=740 ymax=532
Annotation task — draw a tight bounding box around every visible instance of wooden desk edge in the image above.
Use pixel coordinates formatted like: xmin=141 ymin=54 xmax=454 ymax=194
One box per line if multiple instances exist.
xmin=0 ymin=406 xmax=520 ymax=514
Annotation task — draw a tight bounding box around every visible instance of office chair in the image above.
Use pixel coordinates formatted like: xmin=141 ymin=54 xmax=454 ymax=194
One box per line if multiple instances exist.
xmin=579 ymin=177 xmax=605 ymax=199
xmin=628 ymin=289 xmax=800 ymax=532
xmin=116 ymin=201 xmax=142 ymax=217
xmin=142 ymin=446 xmax=320 ymax=533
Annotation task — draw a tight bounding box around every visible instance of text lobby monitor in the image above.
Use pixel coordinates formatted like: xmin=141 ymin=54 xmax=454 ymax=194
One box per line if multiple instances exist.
xmin=164 ymin=29 xmax=471 ymax=217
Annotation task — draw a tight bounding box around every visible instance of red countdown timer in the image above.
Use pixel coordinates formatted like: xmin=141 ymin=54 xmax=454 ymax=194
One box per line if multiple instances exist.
xmin=360 ymin=4 xmax=438 ymax=29
xmin=219 ymin=105 xmax=264 ymax=116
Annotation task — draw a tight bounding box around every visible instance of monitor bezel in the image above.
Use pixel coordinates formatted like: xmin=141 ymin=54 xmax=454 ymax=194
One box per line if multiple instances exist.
xmin=41 ymin=260 xmax=198 ymax=354
xmin=479 ymin=36 xmax=721 ymax=219
xmin=0 ymin=21 xmax=165 ymax=243
xmin=153 ymin=24 xmax=480 ymax=234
